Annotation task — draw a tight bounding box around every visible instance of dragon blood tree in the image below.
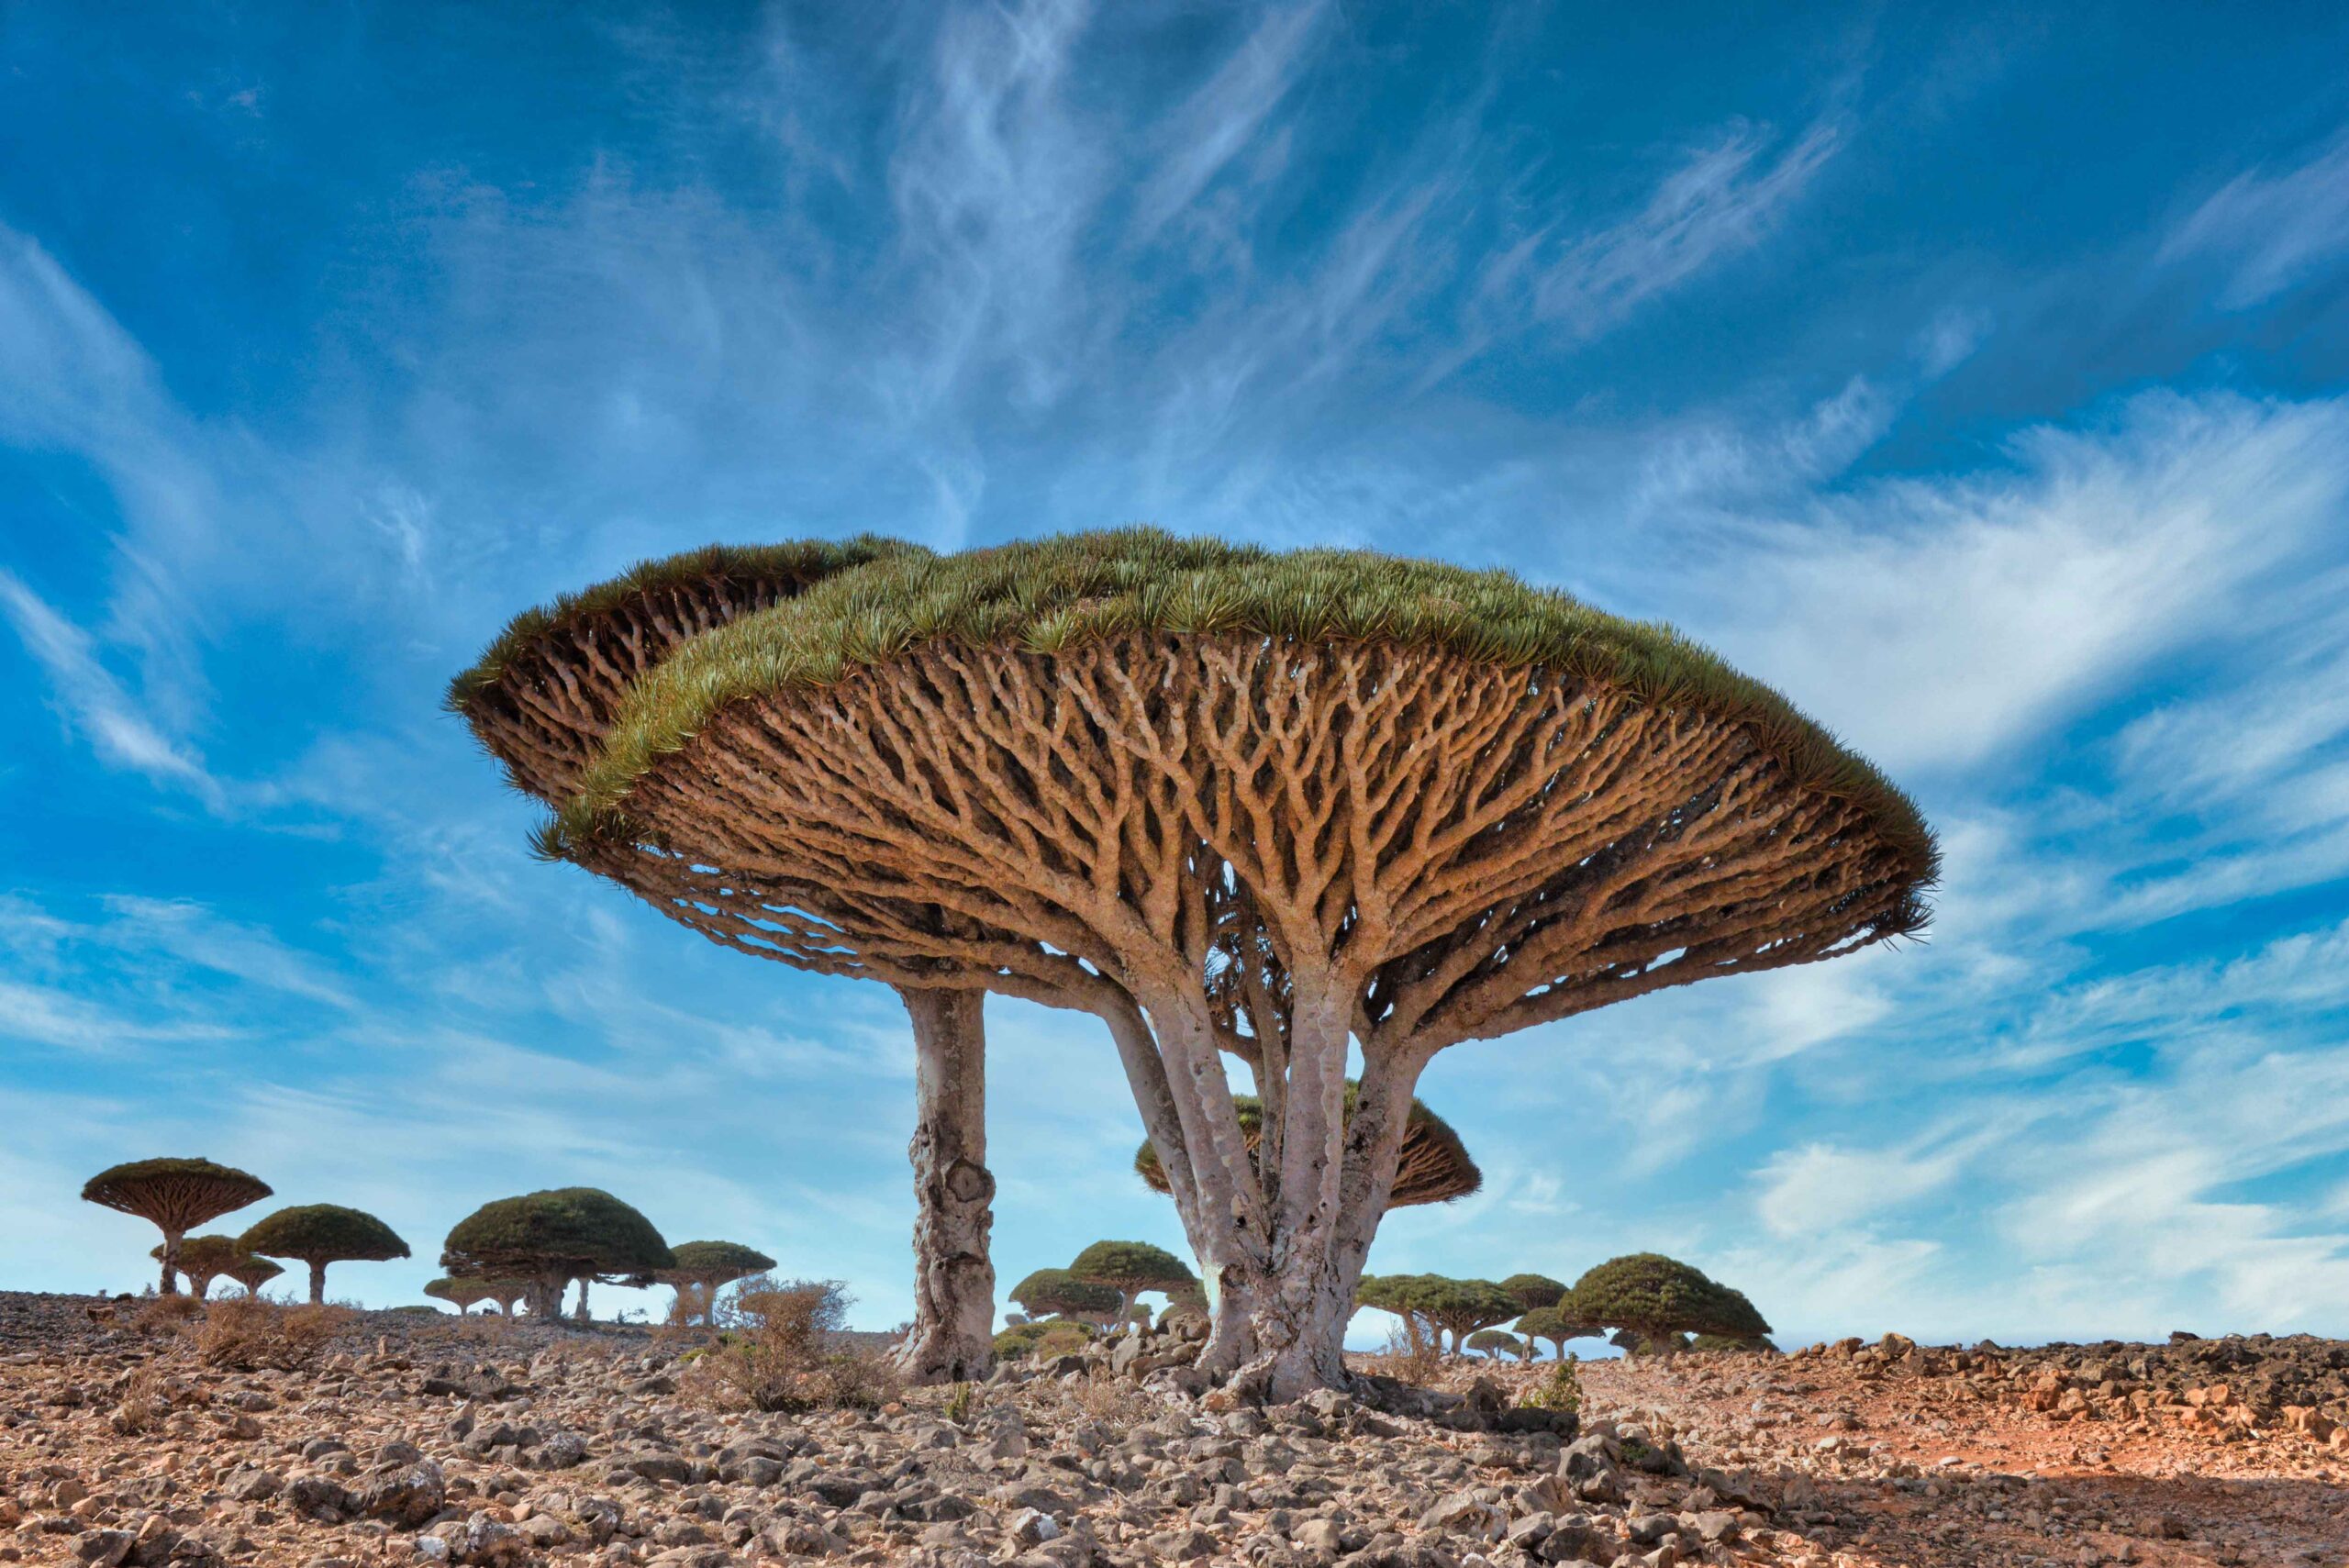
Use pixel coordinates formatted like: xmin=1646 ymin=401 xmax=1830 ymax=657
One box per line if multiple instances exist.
xmin=423 ymin=1277 xmax=497 ymax=1315
xmin=1571 ymin=1253 xmax=1773 ymax=1353
xmin=241 ymin=1205 xmax=411 ymax=1304
xmin=540 ymin=530 xmax=1934 ymax=1397
xmin=440 ymin=1188 xmax=674 ymax=1320
xmin=1067 ymin=1241 xmax=1196 ymax=1332
xmin=1008 ymin=1267 xmax=1122 ymax=1325
xmin=657 ymin=1240 xmax=777 ymax=1326
xmin=1515 ymin=1299 xmax=1599 ymax=1361
xmin=83 ymin=1158 xmax=272 ymax=1296
xmin=450 ymin=538 xmax=1021 ymax=1383
xmin=150 ymin=1234 xmax=249 ymax=1298
xmin=1465 ymin=1328 xmax=1526 ymax=1362
xmin=1499 ymin=1273 xmax=1568 ymax=1314
xmin=227 ymin=1256 xmax=284 ymax=1297
xmin=1136 ymin=1085 xmax=1480 ymax=1211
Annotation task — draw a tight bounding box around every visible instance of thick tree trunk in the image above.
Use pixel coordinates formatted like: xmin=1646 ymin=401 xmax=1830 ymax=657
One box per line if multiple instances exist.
xmin=159 ymin=1228 xmax=183 ymax=1296
xmin=307 ymin=1261 xmax=327 ymax=1305
xmin=891 ymin=987 xmax=996 ymax=1385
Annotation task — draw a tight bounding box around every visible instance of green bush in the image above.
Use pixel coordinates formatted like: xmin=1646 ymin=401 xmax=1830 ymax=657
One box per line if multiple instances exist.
xmin=1520 ymin=1355 xmax=1582 ymax=1414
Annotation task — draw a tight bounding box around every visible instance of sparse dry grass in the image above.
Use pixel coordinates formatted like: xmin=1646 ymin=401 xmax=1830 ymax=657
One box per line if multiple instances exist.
xmin=135 ymin=1293 xmax=205 ymax=1334
xmin=193 ymin=1297 xmax=352 ymax=1371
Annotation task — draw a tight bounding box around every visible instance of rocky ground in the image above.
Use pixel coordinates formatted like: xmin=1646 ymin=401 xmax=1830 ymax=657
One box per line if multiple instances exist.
xmin=2 ymin=1293 xmax=2343 ymax=1568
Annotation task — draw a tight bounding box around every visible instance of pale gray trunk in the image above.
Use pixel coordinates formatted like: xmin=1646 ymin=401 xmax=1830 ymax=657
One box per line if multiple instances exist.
xmin=574 ymin=1275 xmax=591 ymax=1323
xmin=891 ymin=987 xmax=996 ymax=1385
xmin=159 ymin=1228 xmax=183 ymax=1296
xmin=307 ymin=1261 xmax=328 ymax=1305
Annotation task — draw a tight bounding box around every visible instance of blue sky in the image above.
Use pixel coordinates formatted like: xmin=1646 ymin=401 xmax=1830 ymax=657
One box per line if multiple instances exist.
xmin=4 ymin=3 xmax=2348 ymax=1345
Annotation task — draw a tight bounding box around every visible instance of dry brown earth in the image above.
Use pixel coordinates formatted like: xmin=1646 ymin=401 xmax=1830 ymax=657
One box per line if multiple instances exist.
xmin=3 ymin=1294 xmax=2343 ymax=1568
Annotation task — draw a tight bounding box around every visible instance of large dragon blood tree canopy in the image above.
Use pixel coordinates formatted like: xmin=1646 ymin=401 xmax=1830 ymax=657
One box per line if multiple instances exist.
xmin=656 ymin=1240 xmax=778 ymax=1326
xmin=1135 ymin=1084 xmax=1480 ymax=1210
xmin=440 ymin=1188 xmax=673 ymax=1320
xmin=240 ymin=1204 xmax=411 ymax=1305
xmin=83 ymin=1158 xmax=273 ymax=1296
xmin=520 ymin=528 xmax=1933 ymax=1399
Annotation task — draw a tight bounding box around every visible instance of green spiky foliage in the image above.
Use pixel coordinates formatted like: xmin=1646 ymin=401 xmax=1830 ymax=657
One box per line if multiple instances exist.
xmin=150 ymin=1234 xmax=249 ymax=1298
xmin=1133 ymin=1085 xmax=1482 ymax=1210
xmin=447 ymin=536 xmax=923 ymax=728
xmin=227 ymin=1256 xmax=284 ymax=1296
xmin=83 ymin=1158 xmax=273 ymax=1296
xmin=1570 ymin=1253 xmax=1773 ymax=1353
xmin=240 ymin=1205 xmax=411 ymax=1305
xmin=657 ymin=1240 xmax=779 ymax=1327
xmin=425 ymin=1276 xmax=511 ymax=1314
xmin=440 ymin=1188 xmax=674 ymax=1319
xmin=1417 ymin=1278 xmax=1524 ymax=1353
xmin=1008 ymin=1267 xmax=1124 ymax=1324
xmin=551 ymin=529 xmax=1936 ymax=895
xmin=1067 ymin=1240 xmax=1195 ymax=1333
xmin=1498 ymin=1273 xmax=1569 ymax=1313
xmin=993 ymin=1318 xmax=1096 ymax=1362
xmin=1514 ymin=1303 xmax=1600 ymax=1360
xmin=1465 ymin=1329 xmax=1528 ymax=1362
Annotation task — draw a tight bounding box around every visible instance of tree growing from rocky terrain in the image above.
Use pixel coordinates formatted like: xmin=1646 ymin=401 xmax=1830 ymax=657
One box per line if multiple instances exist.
xmin=83 ymin=1158 xmax=272 ymax=1296
xmin=1135 ymin=1086 xmax=1481 ymax=1210
xmin=1068 ymin=1241 xmax=1196 ymax=1333
xmin=1572 ymin=1253 xmax=1772 ymax=1353
xmin=451 ymin=538 xmax=1009 ymax=1384
xmin=658 ymin=1240 xmax=778 ymax=1326
xmin=423 ymin=1277 xmax=496 ymax=1314
xmin=529 ymin=530 xmax=1934 ymax=1396
xmin=1421 ymin=1278 xmax=1525 ymax=1355
xmin=440 ymin=1188 xmax=674 ymax=1320
xmin=1008 ymin=1268 xmax=1123 ymax=1325
xmin=1465 ymin=1328 xmax=1526 ymax=1361
xmin=1515 ymin=1301 xmax=1599 ymax=1361
xmin=226 ymin=1255 xmax=283 ymax=1296
xmin=150 ymin=1235 xmax=248 ymax=1298
xmin=240 ymin=1205 xmax=411 ymax=1304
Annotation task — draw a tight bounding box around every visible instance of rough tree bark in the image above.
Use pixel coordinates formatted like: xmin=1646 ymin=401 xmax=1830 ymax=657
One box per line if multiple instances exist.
xmin=158 ymin=1230 xmax=183 ymax=1297
xmin=892 ymin=987 xmax=996 ymax=1385
xmin=307 ymin=1262 xmax=328 ymax=1305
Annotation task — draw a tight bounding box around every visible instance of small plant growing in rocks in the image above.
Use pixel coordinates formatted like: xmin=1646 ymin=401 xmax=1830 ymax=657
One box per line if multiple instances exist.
xmin=685 ymin=1278 xmax=898 ymax=1413
xmin=1520 ymin=1354 xmax=1583 ymax=1414
xmin=240 ymin=1204 xmax=411 ymax=1303
xmin=83 ymin=1157 xmax=272 ymax=1296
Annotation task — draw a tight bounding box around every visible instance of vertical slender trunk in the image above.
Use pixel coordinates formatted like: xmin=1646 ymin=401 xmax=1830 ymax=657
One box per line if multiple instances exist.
xmin=159 ymin=1228 xmax=184 ymax=1296
xmin=307 ymin=1262 xmax=327 ymax=1305
xmin=892 ymin=987 xmax=996 ymax=1385
xmin=574 ymin=1275 xmax=592 ymax=1323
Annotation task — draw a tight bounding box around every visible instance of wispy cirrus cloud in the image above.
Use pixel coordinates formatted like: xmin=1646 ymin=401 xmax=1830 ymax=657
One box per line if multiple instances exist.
xmin=2160 ymin=126 xmax=2349 ymax=307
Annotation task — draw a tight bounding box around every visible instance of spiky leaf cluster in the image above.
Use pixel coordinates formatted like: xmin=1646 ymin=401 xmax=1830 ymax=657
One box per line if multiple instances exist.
xmin=82 ymin=1158 xmax=272 ymax=1230
xmin=558 ymin=528 xmax=1936 ymax=894
xmin=241 ymin=1205 xmax=411 ymax=1265
xmin=658 ymin=1240 xmax=777 ymax=1285
xmin=1498 ymin=1273 xmax=1569 ymax=1312
xmin=1066 ymin=1240 xmax=1195 ymax=1295
xmin=1008 ymin=1268 xmax=1122 ymax=1320
xmin=1570 ymin=1253 xmax=1772 ymax=1343
xmin=440 ymin=1188 xmax=674 ymax=1284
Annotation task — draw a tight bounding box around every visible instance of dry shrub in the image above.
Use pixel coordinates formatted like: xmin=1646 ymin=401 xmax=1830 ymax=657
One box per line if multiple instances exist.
xmin=194 ymin=1296 xmax=353 ymax=1371
xmin=136 ymin=1294 xmax=206 ymax=1334
xmin=109 ymin=1366 xmax=173 ymax=1434
xmin=1519 ymin=1355 xmax=1583 ymax=1415
xmin=1359 ymin=1324 xmax=1442 ymax=1387
xmin=684 ymin=1277 xmax=898 ymax=1414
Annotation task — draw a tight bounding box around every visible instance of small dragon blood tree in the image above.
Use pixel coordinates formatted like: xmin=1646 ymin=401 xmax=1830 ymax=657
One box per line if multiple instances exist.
xmin=657 ymin=1240 xmax=777 ymax=1326
xmin=1008 ymin=1267 xmax=1122 ymax=1325
xmin=1067 ymin=1240 xmax=1197 ymax=1333
xmin=451 ymin=538 xmax=1016 ymax=1383
xmin=531 ymin=530 xmax=1934 ymax=1397
xmin=1571 ymin=1253 xmax=1773 ymax=1353
xmin=240 ymin=1205 xmax=411 ymax=1304
xmin=1135 ymin=1085 xmax=1480 ymax=1210
xmin=83 ymin=1158 xmax=272 ymax=1296
xmin=441 ymin=1188 xmax=674 ymax=1320
xmin=423 ymin=1277 xmax=496 ymax=1314
xmin=1499 ymin=1273 xmax=1569 ymax=1313
xmin=1514 ymin=1298 xmax=1600 ymax=1361
xmin=1465 ymin=1328 xmax=1526 ymax=1361
xmin=227 ymin=1255 xmax=284 ymax=1296
xmin=150 ymin=1234 xmax=249 ymax=1298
